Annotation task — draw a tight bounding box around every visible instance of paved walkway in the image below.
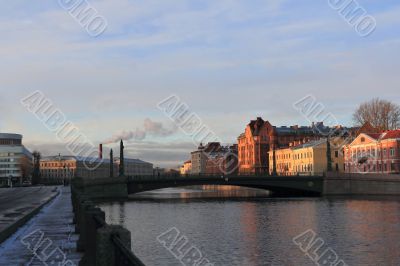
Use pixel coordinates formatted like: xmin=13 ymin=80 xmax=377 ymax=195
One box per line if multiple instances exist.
xmin=0 ymin=186 xmax=82 ymax=265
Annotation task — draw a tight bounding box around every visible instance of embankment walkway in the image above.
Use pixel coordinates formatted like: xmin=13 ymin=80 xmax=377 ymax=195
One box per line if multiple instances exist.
xmin=0 ymin=186 xmax=82 ymax=265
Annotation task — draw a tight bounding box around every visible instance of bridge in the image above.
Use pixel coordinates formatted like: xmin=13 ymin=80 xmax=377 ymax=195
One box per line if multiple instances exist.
xmin=127 ymin=175 xmax=323 ymax=196
xmin=72 ymin=175 xmax=325 ymax=200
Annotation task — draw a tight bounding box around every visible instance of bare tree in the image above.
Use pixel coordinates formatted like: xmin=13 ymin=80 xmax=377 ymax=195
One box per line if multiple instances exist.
xmin=353 ymin=98 xmax=400 ymax=131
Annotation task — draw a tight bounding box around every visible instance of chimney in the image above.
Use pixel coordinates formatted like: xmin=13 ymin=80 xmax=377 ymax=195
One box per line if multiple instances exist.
xmin=99 ymin=144 xmax=103 ymax=159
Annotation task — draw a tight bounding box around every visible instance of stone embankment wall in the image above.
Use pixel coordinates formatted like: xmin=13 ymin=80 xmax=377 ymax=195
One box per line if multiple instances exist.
xmin=71 ymin=177 xmax=144 ymax=266
xmin=324 ymin=173 xmax=400 ymax=195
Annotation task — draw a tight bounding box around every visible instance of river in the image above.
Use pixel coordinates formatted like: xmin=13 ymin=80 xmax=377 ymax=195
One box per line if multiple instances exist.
xmin=99 ymin=186 xmax=400 ymax=266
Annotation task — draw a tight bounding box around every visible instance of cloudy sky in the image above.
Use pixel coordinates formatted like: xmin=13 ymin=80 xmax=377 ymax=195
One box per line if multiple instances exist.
xmin=1 ymin=0 xmax=399 ymax=167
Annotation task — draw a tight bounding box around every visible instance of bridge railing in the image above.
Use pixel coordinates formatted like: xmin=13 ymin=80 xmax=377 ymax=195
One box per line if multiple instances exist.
xmin=71 ymin=179 xmax=145 ymax=266
xmin=127 ymin=172 xmax=326 ymax=182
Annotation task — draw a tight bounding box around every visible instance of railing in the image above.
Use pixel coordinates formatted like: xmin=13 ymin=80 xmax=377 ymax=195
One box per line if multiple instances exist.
xmin=112 ymin=235 xmax=146 ymax=266
xmin=127 ymin=173 xmax=326 ymax=182
xmin=71 ymin=180 xmax=146 ymax=266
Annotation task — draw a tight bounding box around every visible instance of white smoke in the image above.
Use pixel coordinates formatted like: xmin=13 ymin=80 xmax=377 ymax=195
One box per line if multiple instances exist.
xmin=104 ymin=118 xmax=176 ymax=144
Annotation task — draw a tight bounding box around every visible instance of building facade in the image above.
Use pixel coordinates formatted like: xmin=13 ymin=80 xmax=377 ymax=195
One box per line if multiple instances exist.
xmin=114 ymin=158 xmax=153 ymax=176
xmin=40 ymin=155 xmax=153 ymax=180
xmin=205 ymin=144 xmax=238 ymax=175
xmin=191 ymin=143 xmax=221 ymax=174
xmin=237 ymin=117 xmax=328 ymax=175
xmin=191 ymin=143 xmax=238 ymax=175
xmin=0 ymin=133 xmax=33 ymax=186
xmin=180 ymin=160 xmax=192 ymax=175
xmin=344 ymin=130 xmax=400 ymax=174
xmin=269 ymin=138 xmax=344 ymax=176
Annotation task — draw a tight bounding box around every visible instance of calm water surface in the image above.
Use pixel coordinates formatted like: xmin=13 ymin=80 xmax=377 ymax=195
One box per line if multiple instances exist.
xmin=100 ymin=186 xmax=400 ymax=266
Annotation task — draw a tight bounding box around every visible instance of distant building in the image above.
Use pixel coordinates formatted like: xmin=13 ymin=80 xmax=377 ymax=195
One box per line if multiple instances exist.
xmin=40 ymin=156 xmax=109 ymax=180
xmin=269 ymin=137 xmax=345 ymax=176
xmin=0 ymin=133 xmax=33 ymax=186
xmin=237 ymin=117 xmax=329 ymax=175
xmin=191 ymin=143 xmax=220 ymax=174
xmin=180 ymin=160 xmax=192 ymax=175
xmin=191 ymin=143 xmax=238 ymax=175
xmin=344 ymin=130 xmax=400 ymax=174
xmin=205 ymin=145 xmax=238 ymax=175
xmin=40 ymin=155 xmax=153 ymax=180
xmin=114 ymin=157 xmax=153 ymax=176
xmin=153 ymin=167 xmax=165 ymax=176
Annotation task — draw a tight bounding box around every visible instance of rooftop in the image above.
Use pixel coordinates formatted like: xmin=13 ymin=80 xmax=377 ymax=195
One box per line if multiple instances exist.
xmin=0 ymin=133 xmax=22 ymax=140
xmin=291 ymin=139 xmax=327 ymax=150
xmin=41 ymin=155 xmax=152 ymax=165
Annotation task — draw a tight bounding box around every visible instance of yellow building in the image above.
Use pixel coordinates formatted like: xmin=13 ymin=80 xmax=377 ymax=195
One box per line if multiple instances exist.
xmin=269 ymin=138 xmax=344 ymax=176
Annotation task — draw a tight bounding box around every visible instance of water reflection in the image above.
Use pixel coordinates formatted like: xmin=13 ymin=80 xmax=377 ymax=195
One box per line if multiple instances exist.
xmin=100 ymin=186 xmax=400 ymax=266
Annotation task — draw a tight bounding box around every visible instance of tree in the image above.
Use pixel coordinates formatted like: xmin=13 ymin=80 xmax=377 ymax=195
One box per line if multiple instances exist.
xmin=32 ymin=151 xmax=41 ymax=185
xmin=19 ymin=156 xmax=33 ymax=184
xmin=353 ymin=98 xmax=400 ymax=131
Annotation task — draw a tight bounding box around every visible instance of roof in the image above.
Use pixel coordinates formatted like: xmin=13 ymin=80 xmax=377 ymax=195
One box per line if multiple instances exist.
xmin=0 ymin=133 xmax=22 ymax=140
xmin=364 ymin=133 xmax=382 ymax=140
xmin=249 ymin=117 xmax=266 ymax=136
xmin=41 ymin=155 xmax=108 ymax=163
xmin=291 ymin=139 xmax=326 ymax=150
xmin=41 ymin=155 xmax=152 ymax=165
xmin=115 ymin=157 xmax=153 ymax=165
xmin=381 ymin=129 xmax=400 ymax=140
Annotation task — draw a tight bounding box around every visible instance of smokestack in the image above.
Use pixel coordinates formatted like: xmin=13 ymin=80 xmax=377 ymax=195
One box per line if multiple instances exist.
xmin=99 ymin=144 xmax=103 ymax=159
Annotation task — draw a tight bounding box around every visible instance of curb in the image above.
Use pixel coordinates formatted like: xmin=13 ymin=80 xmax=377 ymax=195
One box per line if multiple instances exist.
xmin=0 ymin=187 xmax=61 ymax=244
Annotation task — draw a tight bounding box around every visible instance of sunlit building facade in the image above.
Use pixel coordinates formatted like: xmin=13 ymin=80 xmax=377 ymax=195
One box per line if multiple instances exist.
xmin=344 ymin=130 xmax=400 ymax=174
xmin=180 ymin=160 xmax=192 ymax=175
xmin=269 ymin=138 xmax=345 ymax=176
xmin=237 ymin=117 xmax=327 ymax=175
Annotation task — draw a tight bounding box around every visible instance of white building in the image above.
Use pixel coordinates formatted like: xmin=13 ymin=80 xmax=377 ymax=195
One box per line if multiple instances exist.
xmin=0 ymin=133 xmax=33 ymax=186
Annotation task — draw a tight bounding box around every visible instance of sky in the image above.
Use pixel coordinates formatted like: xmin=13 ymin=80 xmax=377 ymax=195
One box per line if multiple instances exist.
xmin=1 ymin=0 xmax=399 ymax=168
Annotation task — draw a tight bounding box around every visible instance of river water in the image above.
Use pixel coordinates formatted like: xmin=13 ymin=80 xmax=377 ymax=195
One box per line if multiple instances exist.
xmin=99 ymin=186 xmax=400 ymax=266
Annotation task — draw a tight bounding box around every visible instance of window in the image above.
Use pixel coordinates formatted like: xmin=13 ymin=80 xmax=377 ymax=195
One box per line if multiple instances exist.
xmin=361 ymin=137 xmax=365 ymax=142
xmin=390 ymin=148 xmax=395 ymax=157
xmin=335 ymin=151 xmax=339 ymax=158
